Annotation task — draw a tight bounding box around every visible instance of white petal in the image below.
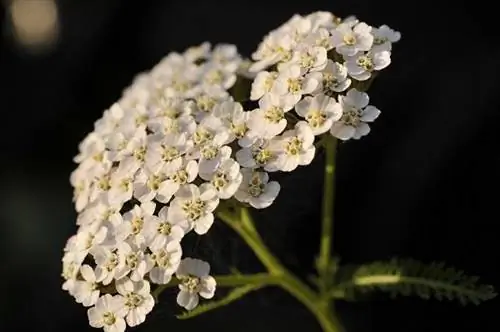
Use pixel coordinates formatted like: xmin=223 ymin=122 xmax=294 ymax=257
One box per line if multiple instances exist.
xmin=330 ymin=123 xmax=355 ymax=140
xmin=373 ymin=51 xmax=391 ymax=70
xmin=87 ymin=307 xmax=103 ymax=328
xmin=115 ymin=277 xmax=134 ymax=295
xmin=294 ymin=96 xmax=312 ymax=117
xmin=360 ymin=106 xmax=380 ymax=122
xmin=299 ymin=147 xmax=316 ymax=166
xmin=176 ymin=290 xmax=199 ymax=310
xmin=169 ymin=225 xmax=185 ymax=242
xmin=194 ymin=214 xmax=214 ymax=235
xmin=149 ymin=267 xmax=172 ymax=285
xmin=156 ymin=181 xmax=177 ymax=203
xmin=126 ymin=308 xmax=146 ymax=327
xmin=199 ymin=183 xmax=217 ymax=201
xmin=141 ymin=201 xmax=156 ymax=215
xmin=353 ymin=123 xmax=370 ymax=139
xmin=104 ymin=318 xmax=126 ymax=332
xmin=347 ymin=89 xmax=369 ymax=109
xmin=279 ymin=155 xmax=299 ymax=172
xmin=80 ymin=265 xmax=96 ymax=282
xmin=199 ymin=276 xmax=216 ymax=299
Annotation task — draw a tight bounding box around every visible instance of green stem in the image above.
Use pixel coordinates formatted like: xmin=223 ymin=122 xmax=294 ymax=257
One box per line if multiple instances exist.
xmin=217 ymin=208 xmax=283 ymax=275
xmin=280 ymin=273 xmax=344 ymax=332
xmin=152 ymin=273 xmax=277 ymax=300
xmin=216 ymin=207 xmax=345 ymax=332
xmin=317 ymin=135 xmax=338 ymax=294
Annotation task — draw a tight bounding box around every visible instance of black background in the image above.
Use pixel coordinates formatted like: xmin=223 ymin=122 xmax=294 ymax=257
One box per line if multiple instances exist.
xmin=1 ymin=0 xmax=499 ymax=331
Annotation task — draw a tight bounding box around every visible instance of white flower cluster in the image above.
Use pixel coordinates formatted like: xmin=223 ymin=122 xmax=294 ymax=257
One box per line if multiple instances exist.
xmin=62 ymin=11 xmax=400 ymax=332
xmin=250 ymin=12 xmax=400 ymax=140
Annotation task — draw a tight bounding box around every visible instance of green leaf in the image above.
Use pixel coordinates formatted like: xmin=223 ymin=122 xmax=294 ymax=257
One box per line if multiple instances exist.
xmin=333 ymin=258 xmax=497 ymax=305
xmin=176 ymin=283 xmax=264 ymax=320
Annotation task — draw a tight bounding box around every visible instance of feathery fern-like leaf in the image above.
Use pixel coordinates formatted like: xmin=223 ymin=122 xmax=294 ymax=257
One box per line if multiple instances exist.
xmin=332 ymin=258 xmax=496 ymax=305
xmin=176 ymin=283 xmax=263 ymax=320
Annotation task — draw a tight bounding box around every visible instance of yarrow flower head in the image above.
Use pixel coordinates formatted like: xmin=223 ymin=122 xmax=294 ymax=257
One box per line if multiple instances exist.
xmin=62 ymin=11 xmax=400 ymax=332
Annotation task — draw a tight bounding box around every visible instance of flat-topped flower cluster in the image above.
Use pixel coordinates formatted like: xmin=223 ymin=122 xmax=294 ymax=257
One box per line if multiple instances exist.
xmin=62 ymin=11 xmax=400 ymax=332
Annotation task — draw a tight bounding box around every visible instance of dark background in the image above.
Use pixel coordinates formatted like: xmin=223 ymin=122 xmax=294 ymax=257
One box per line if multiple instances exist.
xmin=0 ymin=0 xmax=498 ymax=331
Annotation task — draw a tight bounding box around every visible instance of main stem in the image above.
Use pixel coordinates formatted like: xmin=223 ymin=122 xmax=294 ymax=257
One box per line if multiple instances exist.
xmin=317 ymin=135 xmax=338 ymax=295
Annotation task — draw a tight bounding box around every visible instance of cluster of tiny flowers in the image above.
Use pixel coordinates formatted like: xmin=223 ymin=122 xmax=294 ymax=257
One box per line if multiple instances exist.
xmin=62 ymin=11 xmax=400 ymax=332
xmin=250 ymin=11 xmax=400 ymax=140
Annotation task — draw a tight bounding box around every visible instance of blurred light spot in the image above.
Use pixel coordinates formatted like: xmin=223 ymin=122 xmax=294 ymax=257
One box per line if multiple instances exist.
xmin=9 ymin=0 xmax=59 ymax=49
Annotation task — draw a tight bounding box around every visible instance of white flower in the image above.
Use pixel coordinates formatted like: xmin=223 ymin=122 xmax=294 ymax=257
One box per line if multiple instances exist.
xmin=119 ymin=105 xmax=150 ymax=132
xmin=305 ymin=27 xmax=334 ymax=50
xmin=149 ymin=96 xmax=191 ymax=120
xmin=75 ymin=133 xmax=111 ymax=178
xmin=116 ymin=201 xmax=155 ymax=246
xmin=148 ymin=113 xmax=197 ymax=136
xmin=201 ymin=66 xmax=236 ymax=90
xmin=271 ymin=65 xmax=319 ymax=106
xmin=280 ymin=45 xmax=327 ymax=73
xmin=108 ymin=161 xmax=137 ymax=206
xmin=88 ymin=170 xmax=113 ymax=204
xmin=145 ymin=132 xmax=193 ymax=174
xmin=245 ymin=93 xmax=296 ymax=142
xmin=73 ymin=265 xmax=100 ymax=307
xmin=74 ymin=222 xmax=109 ymax=253
xmin=330 ymin=88 xmax=381 ymax=140
xmin=191 ymin=87 xmax=231 ymax=122
xmin=212 ymin=100 xmax=251 ymax=145
xmin=250 ymin=71 xmax=278 ymax=100
xmin=295 ymin=94 xmax=342 ymax=135
xmin=250 ymin=32 xmax=295 ymax=72
xmin=114 ymin=242 xmax=151 ymax=282
xmin=371 ymin=25 xmax=401 ymax=52
xmin=234 ymin=169 xmax=280 ymax=209
xmin=183 ymin=42 xmax=211 ymax=62
xmin=331 ymin=22 xmax=373 ymax=56
xmin=198 ymin=143 xmax=232 ymax=175
xmin=148 ymin=241 xmax=183 ymax=284
xmin=115 ymin=278 xmax=155 ymax=327
xmin=77 ymin=197 xmax=123 ymax=228
xmin=62 ymin=249 xmax=86 ymax=294
xmin=200 ymin=158 xmax=243 ymax=199
xmin=119 ymin=128 xmax=148 ymax=171
xmin=144 ymin=206 xmax=185 ymax=251
xmin=176 ymin=258 xmax=216 ymax=310
xmin=345 ymin=50 xmax=391 ymax=81
xmin=162 ymin=159 xmax=199 ymax=197
xmin=93 ymin=244 xmax=128 ymax=285
xmin=106 ymin=126 xmax=144 ymax=163
xmin=169 ymin=183 xmax=219 ymax=235
xmin=94 ymin=103 xmax=124 ymax=137
xmin=133 ymin=166 xmax=172 ymax=204
xmin=310 ymin=59 xmax=351 ymax=95
xmin=235 ymin=138 xmax=278 ymax=171
xmin=191 ymin=114 xmax=229 ymax=146
xmin=70 ymin=166 xmax=92 ymax=212
xmin=211 ymin=43 xmax=242 ymax=72
xmin=270 ymin=121 xmax=316 ymax=172
xmin=306 ymin=11 xmax=336 ymax=31
xmin=236 ymin=59 xmax=257 ymax=79
xmin=88 ymin=294 xmax=127 ymax=332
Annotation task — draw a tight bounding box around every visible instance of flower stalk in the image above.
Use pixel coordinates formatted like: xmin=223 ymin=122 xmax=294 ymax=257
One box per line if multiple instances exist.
xmin=216 ymin=203 xmax=345 ymax=332
xmin=317 ymin=134 xmax=338 ymax=297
